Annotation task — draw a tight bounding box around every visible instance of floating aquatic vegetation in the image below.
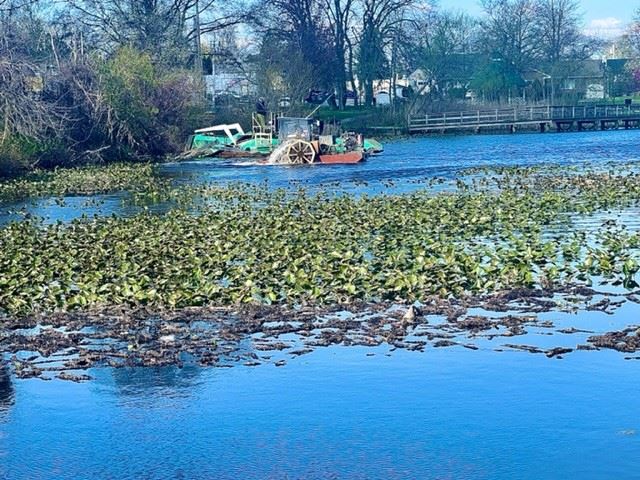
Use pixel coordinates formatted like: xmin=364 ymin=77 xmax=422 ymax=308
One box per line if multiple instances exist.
xmin=2 ymin=165 xmax=640 ymax=317
xmin=0 ymin=163 xmax=169 ymax=202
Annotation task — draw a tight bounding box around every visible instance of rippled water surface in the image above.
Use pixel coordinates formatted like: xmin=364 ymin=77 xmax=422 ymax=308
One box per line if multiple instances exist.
xmin=2 ymin=131 xmax=640 ymax=479
xmin=3 ymin=129 xmax=640 ymax=225
xmin=2 ymin=346 xmax=640 ymax=480
xmin=163 ymin=130 xmax=640 ymax=190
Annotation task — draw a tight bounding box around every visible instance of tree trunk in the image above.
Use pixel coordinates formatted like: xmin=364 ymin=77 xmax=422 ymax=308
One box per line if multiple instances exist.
xmin=346 ymin=36 xmax=358 ymax=106
xmin=364 ymin=78 xmax=374 ymax=107
xmin=335 ymin=41 xmax=346 ymax=109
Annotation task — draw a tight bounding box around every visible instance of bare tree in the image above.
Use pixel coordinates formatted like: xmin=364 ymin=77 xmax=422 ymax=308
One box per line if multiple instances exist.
xmin=534 ymin=0 xmax=583 ymax=64
xmin=623 ymin=8 xmax=640 ymax=56
xmin=0 ymin=0 xmax=40 ymax=14
xmin=0 ymin=4 xmax=62 ymax=141
xmin=480 ymin=0 xmax=538 ymax=71
xmin=356 ymin=0 xmax=414 ymax=106
xmin=407 ymin=8 xmax=478 ymax=99
xmin=324 ymin=0 xmax=355 ymax=108
xmin=0 ymin=9 xmax=71 ymax=172
xmin=0 ymin=56 xmax=64 ymax=146
xmin=63 ymin=0 xmax=248 ymax=66
xmin=251 ymin=0 xmax=335 ymax=102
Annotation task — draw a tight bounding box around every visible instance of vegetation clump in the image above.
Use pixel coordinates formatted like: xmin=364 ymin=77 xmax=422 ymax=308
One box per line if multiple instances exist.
xmin=0 ymin=163 xmax=168 ymax=202
xmin=2 ymin=167 xmax=640 ymax=317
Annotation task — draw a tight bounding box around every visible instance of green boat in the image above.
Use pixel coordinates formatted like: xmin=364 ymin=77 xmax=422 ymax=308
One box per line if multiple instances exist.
xmin=186 ymin=116 xmax=383 ymax=159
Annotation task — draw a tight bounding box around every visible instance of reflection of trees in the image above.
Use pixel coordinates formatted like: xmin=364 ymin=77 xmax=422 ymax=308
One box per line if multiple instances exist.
xmin=0 ymin=364 xmax=15 ymax=416
xmin=109 ymin=364 xmax=203 ymax=398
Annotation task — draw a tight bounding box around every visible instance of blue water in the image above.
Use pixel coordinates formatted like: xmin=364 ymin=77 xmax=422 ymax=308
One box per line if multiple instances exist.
xmin=2 ymin=347 xmax=640 ymax=480
xmin=164 ymin=130 xmax=640 ymax=191
xmin=3 ymin=129 xmax=640 ymax=225
xmin=3 ymin=130 xmax=640 ymax=479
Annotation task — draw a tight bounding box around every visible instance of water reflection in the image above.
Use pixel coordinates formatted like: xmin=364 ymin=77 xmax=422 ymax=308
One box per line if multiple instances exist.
xmin=108 ymin=364 xmax=203 ymax=399
xmin=0 ymin=364 xmax=15 ymax=417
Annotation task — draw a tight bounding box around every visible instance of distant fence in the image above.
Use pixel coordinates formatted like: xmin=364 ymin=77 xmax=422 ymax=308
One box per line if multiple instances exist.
xmin=408 ymin=104 xmax=640 ymax=133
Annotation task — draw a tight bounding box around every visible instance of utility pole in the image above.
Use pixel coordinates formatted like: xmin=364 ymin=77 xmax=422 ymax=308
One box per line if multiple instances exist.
xmin=210 ymin=37 xmax=216 ymax=109
xmin=194 ymin=0 xmax=203 ymax=77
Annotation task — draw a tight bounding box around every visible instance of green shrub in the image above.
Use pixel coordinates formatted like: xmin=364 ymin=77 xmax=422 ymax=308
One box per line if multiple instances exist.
xmin=0 ymin=136 xmax=43 ymax=177
xmin=100 ymin=47 xmax=206 ymax=157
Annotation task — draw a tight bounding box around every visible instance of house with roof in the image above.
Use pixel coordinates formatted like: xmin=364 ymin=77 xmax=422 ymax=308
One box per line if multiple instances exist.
xmin=408 ymin=54 xmax=490 ymax=98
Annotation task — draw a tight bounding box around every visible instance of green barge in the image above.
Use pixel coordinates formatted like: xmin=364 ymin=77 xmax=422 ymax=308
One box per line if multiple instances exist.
xmin=186 ymin=117 xmax=384 ymax=159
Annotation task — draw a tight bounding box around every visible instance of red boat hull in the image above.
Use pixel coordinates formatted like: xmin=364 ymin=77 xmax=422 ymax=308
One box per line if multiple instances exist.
xmin=318 ymin=152 xmax=364 ymax=164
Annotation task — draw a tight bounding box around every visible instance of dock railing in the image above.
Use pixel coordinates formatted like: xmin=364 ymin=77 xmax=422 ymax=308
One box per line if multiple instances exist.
xmin=408 ymin=104 xmax=640 ymax=132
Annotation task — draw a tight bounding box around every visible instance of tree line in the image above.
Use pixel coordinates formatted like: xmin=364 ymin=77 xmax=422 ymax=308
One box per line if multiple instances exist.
xmin=253 ymin=0 xmax=598 ymax=107
xmin=1 ymin=0 xmax=640 ymax=174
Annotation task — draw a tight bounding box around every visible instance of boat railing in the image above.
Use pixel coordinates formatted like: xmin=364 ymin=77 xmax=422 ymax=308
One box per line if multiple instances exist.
xmin=252 ymin=113 xmax=275 ymax=151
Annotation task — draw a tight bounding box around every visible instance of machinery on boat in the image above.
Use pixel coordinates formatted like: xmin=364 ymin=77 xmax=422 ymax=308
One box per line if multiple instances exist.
xmin=267 ymin=117 xmax=369 ymax=165
xmin=184 ymin=113 xmax=383 ymax=164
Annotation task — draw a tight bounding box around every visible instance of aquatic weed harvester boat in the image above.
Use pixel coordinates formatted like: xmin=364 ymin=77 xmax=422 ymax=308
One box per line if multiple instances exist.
xmin=184 ymin=114 xmax=383 ymax=165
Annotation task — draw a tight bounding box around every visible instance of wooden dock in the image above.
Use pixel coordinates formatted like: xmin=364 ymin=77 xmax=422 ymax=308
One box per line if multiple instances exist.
xmin=408 ymin=105 xmax=640 ymax=134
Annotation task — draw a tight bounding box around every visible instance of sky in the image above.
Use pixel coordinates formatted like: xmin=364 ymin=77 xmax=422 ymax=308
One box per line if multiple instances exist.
xmin=439 ymin=0 xmax=637 ymax=38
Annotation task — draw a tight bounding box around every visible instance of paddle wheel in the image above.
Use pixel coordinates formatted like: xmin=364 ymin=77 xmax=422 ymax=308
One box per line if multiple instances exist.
xmin=284 ymin=139 xmax=316 ymax=164
xmin=265 ymin=117 xmax=365 ymax=165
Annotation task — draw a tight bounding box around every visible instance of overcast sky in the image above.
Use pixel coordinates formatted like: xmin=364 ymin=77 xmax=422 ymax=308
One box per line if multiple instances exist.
xmin=439 ymin=0 xmax=636 ymax=38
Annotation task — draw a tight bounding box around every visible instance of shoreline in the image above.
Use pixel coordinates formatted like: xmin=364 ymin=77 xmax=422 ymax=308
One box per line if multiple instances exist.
xmin=3 ymin=119 xmax=639 ymax=184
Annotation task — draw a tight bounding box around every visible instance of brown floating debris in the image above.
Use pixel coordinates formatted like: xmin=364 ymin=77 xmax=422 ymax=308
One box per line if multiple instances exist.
xmin=588 ymin=328 xmax=640 ymax=353
xmin=433 ymin=340 xmax=458 ymax=348
xmin=577 ymin=344 xmax=598 ymax=351
xmin=1 ymin=288 xmax=637 ymax=382
xmin=545 ymin=347 xmax=574 ymax=359
xmin=56 ymin=372 xmax=93 ymax=382
xmin=558 ymin=327 xmax=594 ymax=334
xmin=504 ymin=344 xmax=544 ymax=354
xmin=457 ymin=316 xmax=494 ymax=332
xmin=586 ymin=298 xmax=626 ymax=315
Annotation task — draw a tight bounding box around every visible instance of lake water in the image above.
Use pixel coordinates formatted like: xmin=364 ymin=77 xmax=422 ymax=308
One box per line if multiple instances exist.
xmin=3 ymin=129 xmax=640 ymax=225
xmin=2 ymin=130 xmax=640 ymax=479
